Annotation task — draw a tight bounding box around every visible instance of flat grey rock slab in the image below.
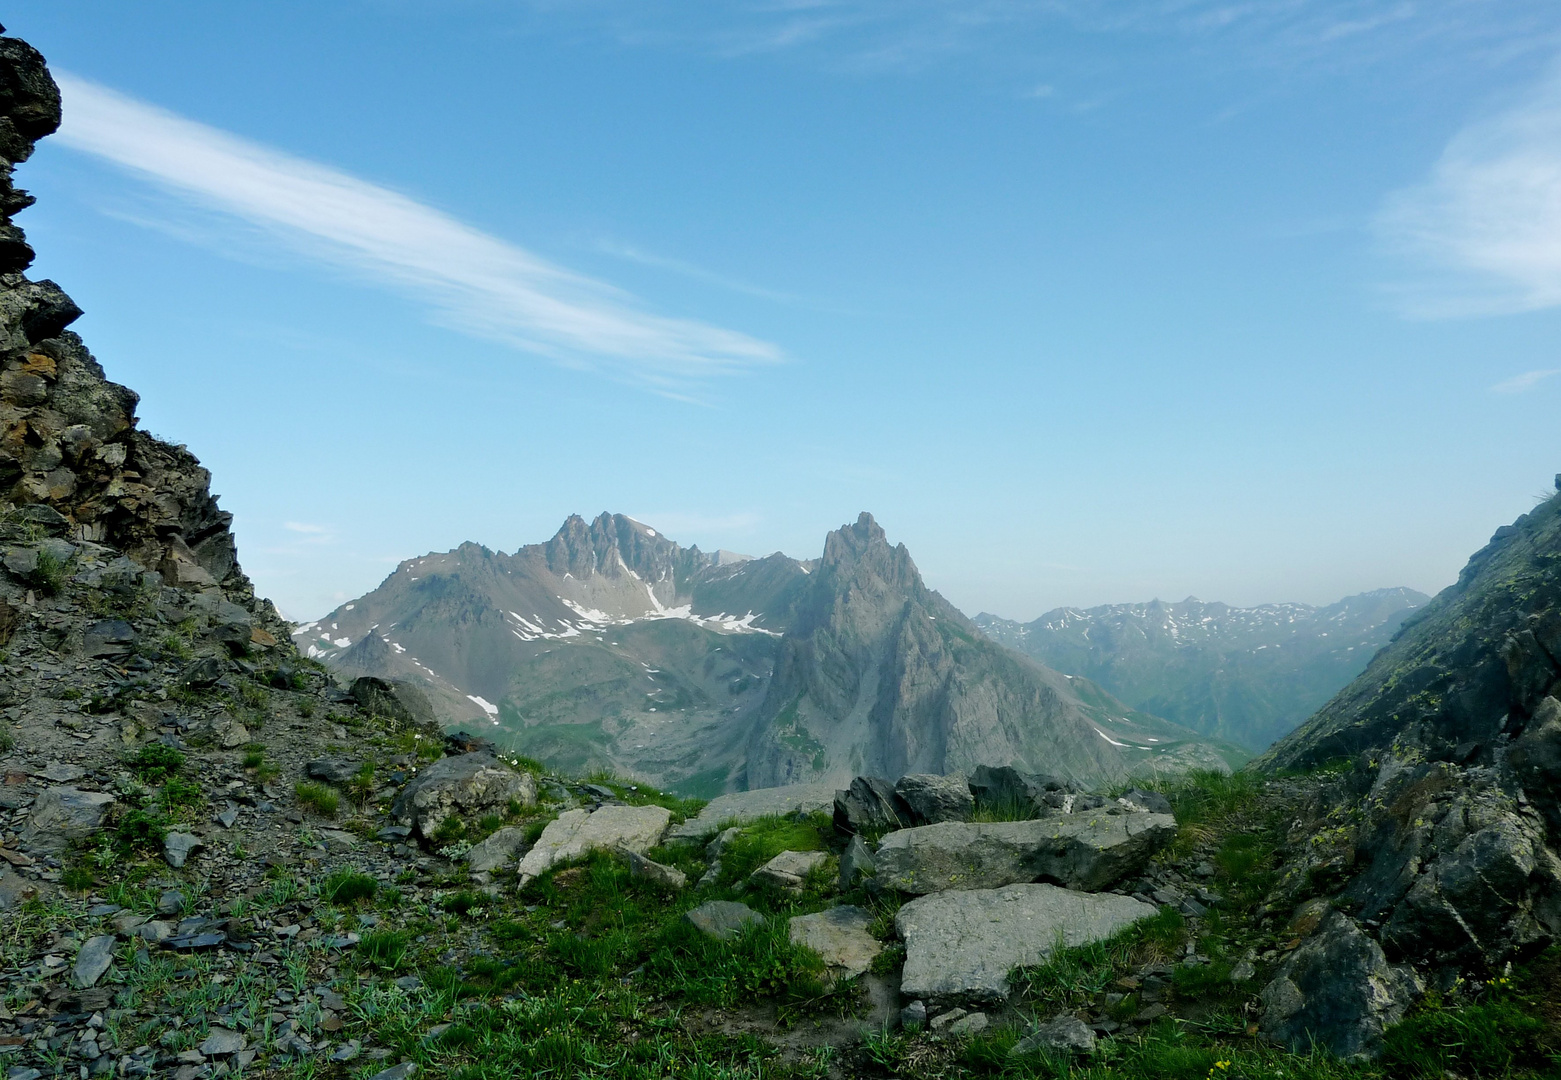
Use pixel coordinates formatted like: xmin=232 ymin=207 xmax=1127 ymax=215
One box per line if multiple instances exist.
xmin=875 ymin=813 xmax=1176 ymax=894
xmin=1011 ymin=1014 xmax=1097 ymax=1057
xmin=896 ymin=883 xmax=1158 ymax=1004
xmin=199 ymin=1027 xmax=247 ymax=1056
xmin=686 ymin=900 xmax=764 ymax=941
xmin=751 ymin=849 xmax=828 ymax=891
xmin=72 ymin=935 xmax=115 ymax=988
xmin=465 ymin=826 xmax=529 ymax=873
xmin=516 ymin=804 xmax=672 ymax=885
xmin=666 ymin=784 xmax=837 ymax=842
xmin=22 ymin=787 xmax=115 ymax=853
xmin=788 ymin=905 xmax=881 ymax=977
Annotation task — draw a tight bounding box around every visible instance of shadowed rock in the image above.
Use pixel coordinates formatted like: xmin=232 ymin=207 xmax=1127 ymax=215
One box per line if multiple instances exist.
xmin=390 ymin=752 xmax=537 ymax=840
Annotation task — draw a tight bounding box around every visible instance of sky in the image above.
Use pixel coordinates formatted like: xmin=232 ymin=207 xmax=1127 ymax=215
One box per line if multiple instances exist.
xmin=7 ymin=1 xmax=1561 ymax=621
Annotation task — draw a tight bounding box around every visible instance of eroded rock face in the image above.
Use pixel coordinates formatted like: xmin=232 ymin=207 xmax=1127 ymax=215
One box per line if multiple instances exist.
xmin=875 ymin=813 xmax=1176 ymax=894
xmin=833 ymin=775 xmax=908 ymax=834
xmin=515 ymin=804 xmax=672 ymax=885
xmin=896 ymin=883 xmax=1157 ymax=1004
xmin=390 ymin=753 xmax=537 ymax=840
xmin=1260 ymin=911 xmax=1420 ymax=1060
xmin=894 ymin=773 xmax=974 ymax=824
xmin=464 ymin=826 xmax=530 ymax=873
xmin=351 ymin=677 xmax=436 ymax=727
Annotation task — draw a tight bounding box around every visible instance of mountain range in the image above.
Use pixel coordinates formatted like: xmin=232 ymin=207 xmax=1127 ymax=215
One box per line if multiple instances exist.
xmin=296 ymin=512 xmax=1246 ymax=795
xmin=974 ymin=589 xmax=1428 ymax=751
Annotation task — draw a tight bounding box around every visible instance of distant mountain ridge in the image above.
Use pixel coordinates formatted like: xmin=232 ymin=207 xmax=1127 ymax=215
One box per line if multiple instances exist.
xmin=974 ymin=588 xmax=1428 ymax=751
xmin=298 ymin=512 xmax=1245 ymax=795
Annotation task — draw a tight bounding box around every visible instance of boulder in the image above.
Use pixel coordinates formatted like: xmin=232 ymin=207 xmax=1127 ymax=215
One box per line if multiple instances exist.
xmin=896 ymin=883 xmax=1157 ymax=1003
xmin=199 ymin=1028 xmax=247 ymax=1056
xmin=22 ymin=786 xmax=114 ymax=852
xmin=666 ymin=783 xmax=837 ymax=842
xmin=839 ymin=833 xmax=876 ymax=890
xmin=464 ymin=826 xmax=529 ymax=873
xmin=516 ymin=804 xmax=672 ymax=885
xmin=751 ymin=849 xmax=829 ymax=892
xmin=833 ymin=776 xmax=909 ymax=834
xmin=967 ymin=765 xmax=1072 ymax=815
xmin=351 ymin=676 xmax=437 ymax=727
xmin=182 ymin=656 xmax=226 ymax=689
xmin=1010 ymin=1015 xmax=1096 ymax=1058
xmin=895 ymin=774 xmax=974 ymax=824
xmin=1117 ymin=788 xmax=1173 ymax=816
xmin=685 ymin=900 xmax=764 ymax=941
xmin=788 ymin=905 xmax=882 ymax=977
xmin=306 ymin=758 xmax=363 ymax=785
xmin=195 ymin=713 xmax=249 ymax=750
xmin=622 ymin=848 xmax=687 ymax=890
xmin=1260 ymin=910 xmax=1420 ymax=1060
xmin=875 ymin=814 xmax=1176 ymax=894
xmin=390 ymin=753 xmax=537 ymax=840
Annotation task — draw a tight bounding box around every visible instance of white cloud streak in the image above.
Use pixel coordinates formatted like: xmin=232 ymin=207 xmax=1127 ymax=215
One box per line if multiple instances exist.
xmin=1491 ymin=368 xmax=1561 ymax=394
xmin=1376 ymin=64 xmax=1561 ymax=317
xmin=51 ymin=73 xmax=782 ymax=391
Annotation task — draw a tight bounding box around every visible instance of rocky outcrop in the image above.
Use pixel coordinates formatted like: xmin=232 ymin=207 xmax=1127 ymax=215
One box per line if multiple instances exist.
xmin=895 ymin=883 xmax=1157 ymax=1003
xmin=893 ymin=773 xmax=974 ymax=824
xmin=787 ymin=905 xmax=882 ymax=978
xmin=389 ymin=752 xmax=538 ymax=840
xmin=874 ymin=813 xmax=1175 ymax=894
xmin=1259 ymin=911 xmax=1420 ymax=1060
xmin=515 ymin=804 xmax=672 ymax=885
xmin=665 ymin=783 xmax=836 ymax=842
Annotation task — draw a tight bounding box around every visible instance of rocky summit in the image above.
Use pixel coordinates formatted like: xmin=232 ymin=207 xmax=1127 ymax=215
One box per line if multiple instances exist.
xmin=1 ymin=25 xmax=1558 ymax=1080
xmin=303 ymin=510 xmax=1247 ymax=795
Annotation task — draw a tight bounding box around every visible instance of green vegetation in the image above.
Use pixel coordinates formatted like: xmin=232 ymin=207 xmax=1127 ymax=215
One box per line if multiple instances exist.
xmin=125 ymin=743 xmax=186 ymax=784
xmin=294 ymin=781 xmax=341 ymax=817
xmin=711 ymin=812 xmax=830 ymax=883
xmin=321 ymin=869 xmax=380 ymax=906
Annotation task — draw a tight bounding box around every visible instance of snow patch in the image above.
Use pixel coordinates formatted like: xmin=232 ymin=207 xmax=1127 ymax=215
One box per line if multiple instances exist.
xmin=467 ymin=695 xmax=499 ymax=716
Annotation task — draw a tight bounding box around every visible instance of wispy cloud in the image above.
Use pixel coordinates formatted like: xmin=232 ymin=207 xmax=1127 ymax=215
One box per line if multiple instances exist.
xmin=1492 ymin=368 xmax=1561 ymax=394
xmin=594 ymin=239 xmax=801 ymax=303
xmin=1376 ymin=63 xmax=1561 ymax=317
xmin=52 ymin=74 xmax=782 ymax=393
xmin=283 ymin=521 xmax=332 ymax=536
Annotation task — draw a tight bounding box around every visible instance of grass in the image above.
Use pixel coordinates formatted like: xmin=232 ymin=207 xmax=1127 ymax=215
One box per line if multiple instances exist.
xmin=714 ymin=812 xmax=831 ymax=883
xmin=320 ymin=869 xmax=379 ymax=906
xmin=1012 ymin=906 xmax=1187 ymax=1014
xmin=295 ymin=781 xmax=341 ymax=817
xmin=125 ymin=743 xmax=186 ymax=784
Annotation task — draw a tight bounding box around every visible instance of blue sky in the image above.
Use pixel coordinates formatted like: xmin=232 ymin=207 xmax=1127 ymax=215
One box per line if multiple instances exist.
xmin=8 ymin=1 xmax=1561 ymax=620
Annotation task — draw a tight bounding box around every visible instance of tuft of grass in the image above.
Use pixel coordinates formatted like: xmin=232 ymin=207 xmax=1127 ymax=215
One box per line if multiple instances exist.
xmin=241 ymin=744 xmax=265 ymax=770
xmin=357 ymin=930 xmax=411 ymax=970
xmin=126 ymin=744 xmax=186 ymax=784
xmin=321 ymin=869 xmax=379 ymax=906
xmin=33 ymin=546 xmax=66 ymax=594
xmin=295 ymin=781 xmax=340 ymax=817
xmin=348 ymin=760 xmax=377 ymax=805
xmin=1013 ymin=905 xmax=1186 ymax=1013
xmin=158 ymin=775 xmax=204 ymax=815
xmin=113 ymin=809 xmax=169 ymax=855
xmin=715 ymin=813 xmax=831 ymax=884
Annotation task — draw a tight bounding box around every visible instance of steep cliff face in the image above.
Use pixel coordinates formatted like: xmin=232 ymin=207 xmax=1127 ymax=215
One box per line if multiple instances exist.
xmin=0 ymin=36 xmax=277 ymax=628
xmin=744 ymin=514 xmax=1243 ymax=788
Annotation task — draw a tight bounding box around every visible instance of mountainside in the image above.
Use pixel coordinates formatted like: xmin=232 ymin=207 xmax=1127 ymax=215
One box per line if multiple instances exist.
xmin=301 ymin=512 xmax=1245 ymax=793
xmin=976 ymin=588 xmax=1428 ymax=750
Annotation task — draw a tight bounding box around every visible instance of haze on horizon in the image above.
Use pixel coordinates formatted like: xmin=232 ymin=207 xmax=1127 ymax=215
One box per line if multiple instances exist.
xmin=7 ymin=1 xmax=1561 ymax=621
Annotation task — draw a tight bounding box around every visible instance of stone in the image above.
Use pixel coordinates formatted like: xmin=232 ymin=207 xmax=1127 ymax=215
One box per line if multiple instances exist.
xmin=36 ymin=761 xmax=85 ymax=782
xmin=895 ymin=773 xmax=974 ymax=824
xmin=928 ymin=1007 xmax=967 ymax=1030
xmin=72 ymin=935 xmax=115 ymax=988
xmin=163 ymin=831 xmax=202 ymax=868
xmin=515 ymin=804 xmax=672 ymax=885
xmin=621 ymin=848 xmax=687 ymax=890
xmin=967 ymin=765 xmax=1071 ymax=815
xmin=351 ymin=677 xmax=437 ymax=726
xmin=945 ymin=1012 xmax=988 ymax=1037
xmin=22 ymin=786 xmax=114 ymax=852
xmin=1260 ymin=911 xmax=1420 ymax=1060
xmin=896 ymin=883 xmax=1158 ymax=1003
xmin=839 ymin=834 xmax=875 ymax=890
xmin=330 ymin=1041 xmax=362 ymax=1063
xmin=833 ymin=776 xmax=909 ymax=834
xmin=705 ymin=826 xmax=741 ymax=860
xmin=1231 ymin=960 xmax=1256 ymax=982
xmin=391 ymin=752 xmax=538 ymax=840
xmin=685 ymin=900 xmax=764 ymax=941
xmin=875 ymin=814 xmax=1176 ymax=895
xmin=666 ymin=783 xmax=837 ymax=842
xmin=465 ymin=826 xmax=529 ymax=873
xmin=1117 ymin=788 xmax=1173 ymax=816
xmin=900 ymin=1000 xmax=928 ymax=1027
xmin=788 ymin=905 xmax=882 ymax=977
xmin=215 ymin=808 xmax=238 ymax=828
xmin=368 ymin=1063 xmax=418 ymax=1080
xmin=198 ymin=1028 xmax=245 ymax=1056
xmin=1011 ymin=1015 xmax=1097 ymax=1058
xmin=196 ymin=714 xmax=248 ymax=750
xmin=750 ymin=849 xmax=829 ymax=891
xmin=305 ymin=758 xmax=362 ymax=784
xmin=81 ymin=619 xmax=135 ymax=658
xmin=182 ymin=657 xmax=226 ymax=689
xmin=156 ymin=890 xmax=185 ymax=916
